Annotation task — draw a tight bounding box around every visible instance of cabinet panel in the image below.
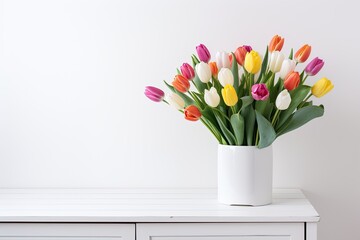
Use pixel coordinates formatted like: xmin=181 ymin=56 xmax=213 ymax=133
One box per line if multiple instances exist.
xmin=0 ymin=223 xmax=135 ymax=240
xmin=137 ymin=223 xmax=304 ymax=240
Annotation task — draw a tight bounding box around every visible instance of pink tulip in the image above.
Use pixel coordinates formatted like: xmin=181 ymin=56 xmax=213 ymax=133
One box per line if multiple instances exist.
xmin=305 ymin=57 xmax=324 ymax=76
xmin=144 ymin=86 xmax=164 ymax=102
xmin=196 ymin=44 xmax=211 ymax=63
xmin=251 ymin=84 xmax=269 ymax=101
xmin=180 ymin=63 xmax=195 ymax=80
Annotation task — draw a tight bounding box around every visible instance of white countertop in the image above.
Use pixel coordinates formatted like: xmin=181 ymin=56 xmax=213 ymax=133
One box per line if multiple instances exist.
xmin=0 ymin=188 xmax=319 ymax=223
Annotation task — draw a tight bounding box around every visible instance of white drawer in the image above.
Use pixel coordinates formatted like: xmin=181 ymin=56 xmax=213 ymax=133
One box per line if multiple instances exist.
xmin=0 ymin=223 xmax=135 ymax=240
xmin=137 ymin=223 xmax=304 ymax=240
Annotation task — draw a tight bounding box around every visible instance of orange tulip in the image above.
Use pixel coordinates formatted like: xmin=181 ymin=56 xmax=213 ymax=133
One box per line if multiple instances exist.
xmin=184 ymin=105 xmax=202 ymax=121
xmin=295 ymin=44 xmax=311 ymax=63
xmin=209 ymin=62 xmax=218 ymax=77
xmin=284 ymin=71 xmax=300 ymax=91
xmin=172 ymin=74 xmax=190 ymax=93
xmin=269 ymin=35 xmax=284 ymax=52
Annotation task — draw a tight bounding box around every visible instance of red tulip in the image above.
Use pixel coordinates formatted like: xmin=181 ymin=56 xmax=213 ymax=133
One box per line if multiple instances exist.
xmin=184 ymin=105 xmax=202 ymax=121
xmin=235 ymin=45 xmax=252 ymax=66
xmin=284 ymin=71 xmax=300 ymax=91
xmin=172 ymin=74 xmax=190 ymax=93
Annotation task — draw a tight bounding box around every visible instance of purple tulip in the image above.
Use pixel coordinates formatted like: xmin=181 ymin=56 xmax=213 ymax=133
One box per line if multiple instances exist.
xmin=243 ymin=45 xmax=252 ymax=52
xmin=180 ymin=63 xmax=195 ymax=80
xmin=305 ymin=57 xmax=324 ymax=76
xmin=251 ymin=84 xmax=269 ymax=101
xmin=196 ymin=44 xmax=211 ymax=63
xmin=144 ymin=86 xmax=164 ymax=102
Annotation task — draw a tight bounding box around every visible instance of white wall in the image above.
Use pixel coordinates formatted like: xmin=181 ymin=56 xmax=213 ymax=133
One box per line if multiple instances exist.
xmin=0 ymin=0 xmax=359 ymax=239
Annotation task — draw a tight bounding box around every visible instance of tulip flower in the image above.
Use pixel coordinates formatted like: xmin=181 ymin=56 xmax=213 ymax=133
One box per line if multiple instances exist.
xmin=269 ymin=35 xmax=285 ymax=52
xmin=144 ymin=86 xmax=165 ymax=102
xmin=195 ymin=62 xmax=212 ymax=83
xmin=180 ymin=63 xmax=195 ymax=80
xmin=235 ymin=45 xmax=252 ymax=66
xmin=295 ymin=44 xmax=311 ymax=63
xmin=204 ymin=87 xmax=220 ymax=108
xmin=269 ymin=51 xmax=285 ymax=73
xmin=279 ymin=59 xmax=297 ymax=79
xmin=244 ymin=50 xmax=262 ymax=74
xmin=221 ymin=84 xmax=238 ymax=106
xmin=216 ymin=51 xmax=231 ymax=69
xmin=251 ymin=83 xmax=269 ymax=101
xmin=275 ymin=89 xmax=291 ymax=110
xmin=184 ymin=105 xmax=202 ymax=121
xmin=172 ymin=74 xmax=190 ymax=93
xmin=209 ymin=61 xmax=218 ymax=77
xmin=218 ymin=68 xmax=234 ymax=87
xmin=305 ymin=57 xmax=324 ymax=76
xmin=166 ymin=92 xmax=185 ymax=110
xmin=311 ymin=77 xmax=334 ymax=98
xmin=284 ymin=71 xmax=300 ymax=91
xmin=196 ymin=44 xmax=211 ymax=63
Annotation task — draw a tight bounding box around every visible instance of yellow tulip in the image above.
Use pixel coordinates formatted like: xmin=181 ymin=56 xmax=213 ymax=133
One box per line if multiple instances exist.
xmin=311 ymin=77 xmax=334 ymax=98
xmin=244 ymin=50 xmax=262 ymax=74
xmin=221 ymin=84 xmax=238 ymax=106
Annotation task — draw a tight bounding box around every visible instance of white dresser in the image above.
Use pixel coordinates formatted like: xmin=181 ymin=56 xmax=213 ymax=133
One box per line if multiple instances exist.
xmin=0 ymin=188 xmax=319 ymax=240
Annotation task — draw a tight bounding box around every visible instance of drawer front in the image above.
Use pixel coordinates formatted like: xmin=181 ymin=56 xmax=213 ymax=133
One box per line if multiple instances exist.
xmin=0 ymin=223 xmax=135 ymax=240
xmin=137 ymin=223 xmax=304 ymax=240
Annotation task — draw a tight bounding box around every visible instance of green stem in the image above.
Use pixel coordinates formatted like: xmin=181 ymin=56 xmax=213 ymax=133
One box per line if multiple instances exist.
xmin=200 ymin=117 xmax=222 ymax=143
xmin=255 ymin=130 xmax=259 ymax=146
xmin=271 ymin=109 xmax=280 ymax=126
xmin=298 ymin=94 xmax=313 ymax=109
xmin=212 ymin=107 xmax=231 ymax=122
xmin=207 ymin=82 xmax=211 ymax=90
xmin=231 ymin=106 xmax=236 ymax=115
xmin=301 ymin=74 xmax=309 ymax=84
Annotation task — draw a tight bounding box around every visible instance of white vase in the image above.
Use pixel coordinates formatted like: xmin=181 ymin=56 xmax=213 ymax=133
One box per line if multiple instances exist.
xmin=217 ymin=144 xmax=273 ymax=206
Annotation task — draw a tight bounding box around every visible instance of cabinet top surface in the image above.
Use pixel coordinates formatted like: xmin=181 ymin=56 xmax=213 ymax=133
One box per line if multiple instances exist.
xmin=0 ymin=188 xmax=319 ymax=223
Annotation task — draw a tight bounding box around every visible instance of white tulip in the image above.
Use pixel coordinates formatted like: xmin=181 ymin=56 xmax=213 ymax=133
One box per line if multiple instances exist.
xmin=195 ymin=62 xmax=212 ymax=83
xmin=166 ymin=93 xmax=185 ymax=110
xmin=204 ymin=87 xmax=220 ymax=108
xmin=279 ymin=59 xmax=296 ymax=79
xmin=269 ymin=51 xmax=285 ymax=73
xmin=275 ymin=89 xmax=291 ymax=110
xmin=216 ymin=51 xmax=231 ymax=69
xmin=218 ymin=68 xmax=234 ymax=87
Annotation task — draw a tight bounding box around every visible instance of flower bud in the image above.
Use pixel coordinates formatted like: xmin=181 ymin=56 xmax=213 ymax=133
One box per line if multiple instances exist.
xmin=218 ymin=68 xmax=234 ymax=87
xmin=144 ymin=86 xmax=165 ymax=102
xmin=172 ymin=74 xmax=190 ymax=93
xmin=166 ymin=93 xmax=185 ymax=110
xmin=305 ymin=57 xmax=324 ymax=76
xmin=251 ymin=83 xmax=269 ymax=101
xmin=221 ymin=84 xmax=238 ymax=106
xmin=244 ymin=50 xmax=262 ymax=74
xmin=184 ymin=105 xmax=202 ymax=121
xmin=195 ymin=62 xmax=212 ymax=83
xmin=204 ymin=87 xmax=220 ymax=108
xmin=284 ymin=71 xmax=300 ymax=91
xmin=235 ymin=45 xmax=252 ymax=66
xmin=180 ymin=63 xmax=195 ymax=80
xmin=275 ymin=89 xmax=291 ymax=110
xmin=295 ymin=44 xmax=311 ymax=63
xmin=269 ymin=35 xmax=285 ymax=52
xmin=216 ymin=51 xmax=231 ymax=69
xmin=196 ymin=44 xmax=211 ymax=63
xmin=311 ymin=77 xmax=334 ymax=98
xmin=279 ymin=59 xmax=296 ymax=79
xmin=269 ymin=51 xmax=285 ymax=73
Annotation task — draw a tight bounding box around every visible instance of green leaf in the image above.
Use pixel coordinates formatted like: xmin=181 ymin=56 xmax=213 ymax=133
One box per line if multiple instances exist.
xmin=214 ymin=111 xmax=236 ymax=145
xmin=242 ymin=105 xmax=256 ymax=146
xmin=277 ymin=105 xmax=324 ymax=137
xmin=192 ymin=54 xmax=200 ymax=65
xmin=202 ymin=107 xmax=227 ymax=143
xmin=164 ymin=81 xmax=194 ymax=106
xmin=231 ymin=52 xmax=240 ymax=93
xmin=176 ymin=68 xmax=181 ymax=75
xmin=255 ymin=100 xmax=269 ymax=116
xmin=255 ymin=110 xmax=276 ymax=149
xmin=289 ymin=48 xmax=293 ymax=60
xmin=276 ymin=85 xmax=311 ymax=129
xmin=258 ymin=46 xmax=269 ymax=83
xmin=230 ymin=113 xmax=245 ymax=145
xmin=192 ymin=74 xmax=206 ymax=94
xmin=239 ymin=96 xmax=253 ymax=111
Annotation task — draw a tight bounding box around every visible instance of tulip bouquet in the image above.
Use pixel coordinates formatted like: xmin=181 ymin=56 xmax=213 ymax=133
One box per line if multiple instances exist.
xmin=145 ymin=35 xmax=334 ymax=148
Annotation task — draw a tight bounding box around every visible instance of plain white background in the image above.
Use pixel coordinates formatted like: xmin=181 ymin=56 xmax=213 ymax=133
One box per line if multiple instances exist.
xmin=0 ymin=0 xmax=359 ymax=239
